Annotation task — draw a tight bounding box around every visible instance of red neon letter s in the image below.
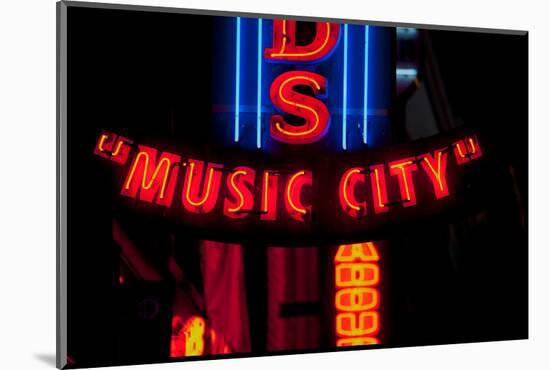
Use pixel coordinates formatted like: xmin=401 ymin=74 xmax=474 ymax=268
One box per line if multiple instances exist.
xmin=339 ymin=167 xmax=367 ymax=218
xmin=182 ymin=159 xmax=223 ymax=214
xmin=265 ymin=20 xmax=340 ymax=63
xmin=270 ymin=71 xmax=330 ymax=144
xmin=223 ymin=166 xmax=256 ymax=219
xmin=121 ymin=145 xmax=180 ymax=207
xmin=284 ymin=170 xmax=313 ymax=221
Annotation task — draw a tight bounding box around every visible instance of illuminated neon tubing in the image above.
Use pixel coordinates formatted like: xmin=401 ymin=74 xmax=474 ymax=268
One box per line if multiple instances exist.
xmin=257 ymin=18 xmax=263 ymax=148
xmin=234 ymin=17 xmax=241 ymax=142
xmin=342 ymin=24 xmax=349 ymax=150
xmin=363 ymin=26 xmax=369 ymax=144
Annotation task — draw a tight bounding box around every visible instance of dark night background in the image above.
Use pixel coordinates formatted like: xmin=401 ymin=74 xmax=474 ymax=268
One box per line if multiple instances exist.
xmin=64 ymin=3 xmax=527 ymax=368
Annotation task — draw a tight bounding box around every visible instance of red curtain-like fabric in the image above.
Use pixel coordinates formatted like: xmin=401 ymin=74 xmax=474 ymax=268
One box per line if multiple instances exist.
xmin=200 ymin=240 xmax=251 ymax=353
xmin=267 ymin=247 xmax=321 ymax=351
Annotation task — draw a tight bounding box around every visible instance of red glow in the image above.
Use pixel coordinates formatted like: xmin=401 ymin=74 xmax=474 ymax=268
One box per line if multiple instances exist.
xmin=389 ymin=158 xmax=418 ymax=207
xmin=453 ymin=135 xmax=483 ymax=165
xmin=182 ymin=159 xmax=223 ymax=214
xmin=334 ymin=242 xmax=381 ymax=346
xmin=420 ymin=148 xmax=450 ymax=199
xmin=269 ymin=71 xmax=330 ymax=144
xmin=338 ymin=167 xmax=366 ymax=218
xmin=369 ymin=164 xmax=389 ymax=214
xmin=284 ymin=170 xmax=312 ymax=221
xmin=261 ymin=171 xmax=279 ymax=221
xmin=223 ymin=167 xmax=256 ymax=219
xmin=120 ymin=145 xmax=181 ymax=207
xmin=265 ymin=20 xmax=340 ymax=62
xmin=94 ymin=131 xmax=133 ymax=164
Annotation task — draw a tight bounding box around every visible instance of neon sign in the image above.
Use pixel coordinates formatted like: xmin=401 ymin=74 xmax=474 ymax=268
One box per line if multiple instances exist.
xmin=334 ymin=242 xmax=380 ymax=346
xmin=94 ymin=129 xmax=484 ymax=239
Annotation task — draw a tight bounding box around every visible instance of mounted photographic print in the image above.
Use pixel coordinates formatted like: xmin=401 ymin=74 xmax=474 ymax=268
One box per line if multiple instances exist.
xmin=57 ymin=1 xmax=528 ymax=368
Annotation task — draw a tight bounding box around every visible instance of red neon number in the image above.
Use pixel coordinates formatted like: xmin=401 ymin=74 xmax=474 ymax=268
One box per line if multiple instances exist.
xmin=94 ymin=131 xmax=133 ymax=164
xmin=120 ymin=145 xmax=180 ymax=207
xmin=182 ymin=159 xmax=223 ymax=214
xmin=453 ymin=135 xmax=483 ymax=165
xmin=389 ymin=158 xmax=418 ymax=207
xmin=265 ymin=20 xmax=340 ymax=63
xmin=223 ymin=166 xmax=256 ymax=219
xmin=339 ymin=167 xmax=367 ymax=218
xmin=284 ymin=170 xmax=312 ymax=221
xmin=369 ymin=165 xmax=389 ymax=214
xmin=420 ymin=148 xmax=450 ymax=199
xmin=261 ymin=171 xmax=279 ymax=221
xmin=269 ymin=71 xmax=330 ymax=144
xmin=334 ymin=242 xmax=381 ymax=346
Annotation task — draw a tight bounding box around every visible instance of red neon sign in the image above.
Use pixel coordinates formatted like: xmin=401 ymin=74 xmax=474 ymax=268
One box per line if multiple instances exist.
xmin=420 ymin=148 xmax=450 ymax=199
xmin=284 ymin=170 xmax=313 ymax=221
xmin=94 ymin=131 xmax=133 ymax=164
xmin=182 ymin=159 xmax=224 ymax=214
xmin=389 ymin=158 xmax=418 ymax=207
xmin=95 ymin=131 xmax=484 ymax=229
xmin=261 ymin=170 xmax=279 ymax=221
xmin=453 ymin=136 xmax=482 ymax=165
xmin=120 ymin=145 xmax=181 ymax=207
xmin=265 ymin=20 xmax=340 ymax=63
xmin=339 ymin=167 xmax=367 ymax=218
xmin=334 ymin=242 xmax=381 ymax=346
xmin=223 ymin=167 xmax=256 ymax=219
xmin=269 ymin=71 xmax=330 ymax=144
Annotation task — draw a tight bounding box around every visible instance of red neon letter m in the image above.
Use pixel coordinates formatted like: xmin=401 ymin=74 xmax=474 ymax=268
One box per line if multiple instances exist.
xmin=120 ymin=145 xmax=181 ymax=207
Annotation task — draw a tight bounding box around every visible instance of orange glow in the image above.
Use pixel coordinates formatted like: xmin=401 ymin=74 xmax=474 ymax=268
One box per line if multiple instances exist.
xmin=170 ymin=316 xmax=206 ymax=357
xmin=284 ymin=170 xmax=312 ymax=221
xmin=335 ymin=287 xmax=379 ymax=311
xmin=369 ymin=165 xmax=389 ymax=214
xmin=335 ymin=263 xmax=379 ymax=287
xmin=335 ymin=242 xmax=379 ymax=262
xmin=183 ymin=316 xmax=206 ymax=356
xmin=420 ymin=149 xmax=450 ymax=199
xmin=270 ymin=71 xmax=330 ymax=144
xmin=338 ymin=167 xmax=366 ymax=218
xmin=223 ymin=167 xmax=256 ymax=219
xmin=389 ymin=158 xmax=418 ymax=207
xmin=182 ymin=159 xmax=223 ymax=214
xmin=336 ymin=312 xmax=379 ymax=337
xmin=336 ymin=337 xmax=379 ymax=346
xmin=261 ymin=170 xmax=279 ymax=221
xmin=265 ymin=20 xmax=340 ymax=62
xmin=334 ymin=242 xmax=381 ymax=346
xmin=120 ymin=145 xmax=180 ymax=207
